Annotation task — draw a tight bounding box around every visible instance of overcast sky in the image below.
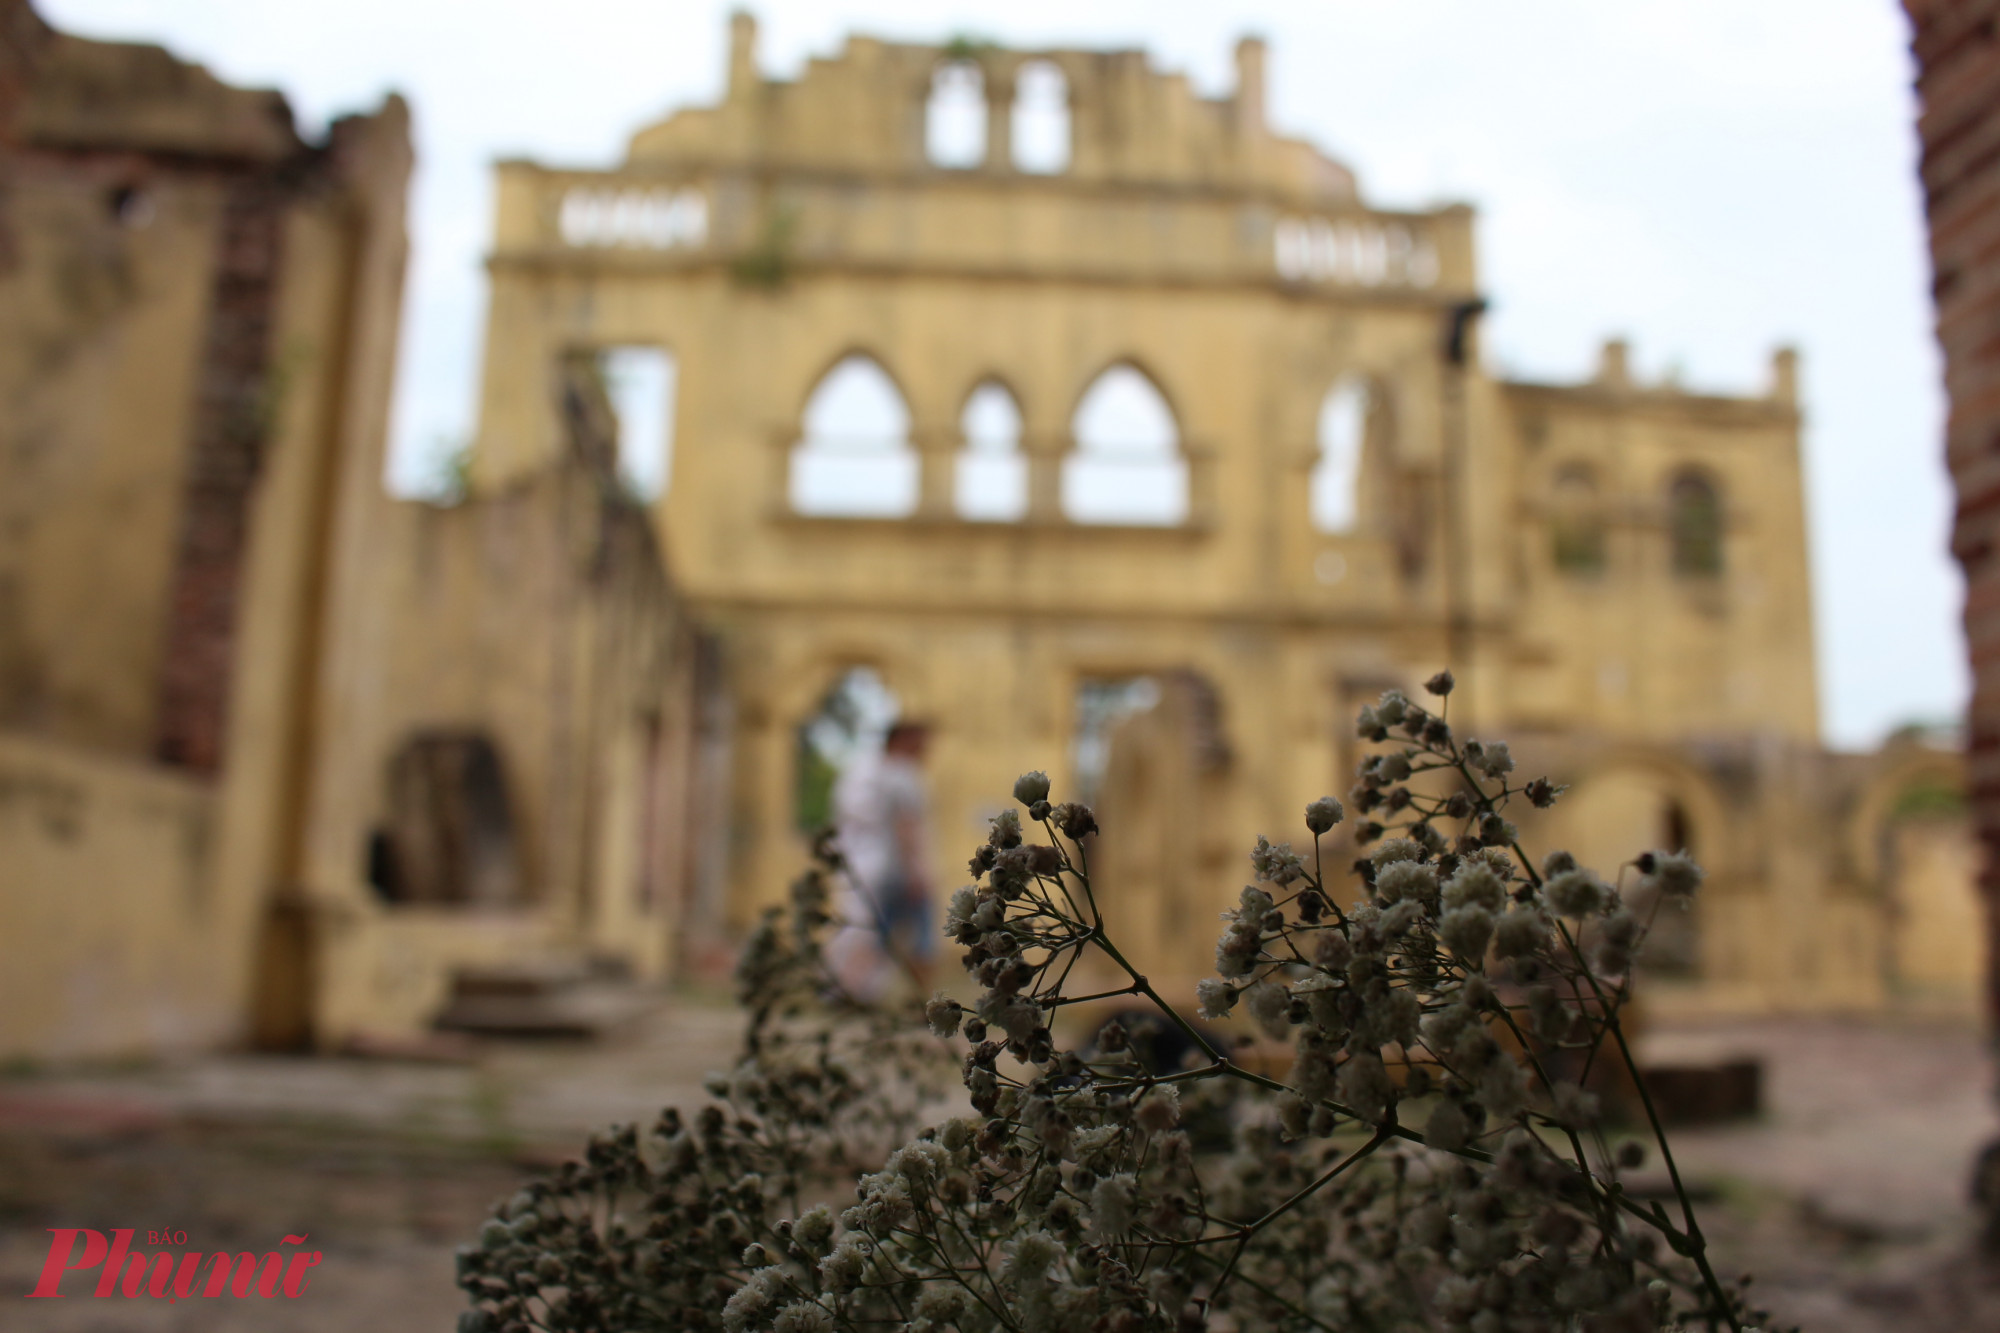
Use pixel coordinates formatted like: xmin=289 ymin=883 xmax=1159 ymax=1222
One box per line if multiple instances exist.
xmin=43 ymin=0 xmax=1959 ymax=751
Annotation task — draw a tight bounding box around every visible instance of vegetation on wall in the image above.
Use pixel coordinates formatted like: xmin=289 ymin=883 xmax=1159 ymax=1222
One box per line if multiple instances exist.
xmin=733 ymin=204 xmax=801 ymax=291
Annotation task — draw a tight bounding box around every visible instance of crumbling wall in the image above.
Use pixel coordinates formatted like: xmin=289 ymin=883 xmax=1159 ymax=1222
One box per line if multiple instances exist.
xmin=295 ymin=352 xmax=715 ymax=1044
xmin=0 ymin=0 xmax=413 ymax=1059
xmin=0 ymin=0 xmax=304 ymax=762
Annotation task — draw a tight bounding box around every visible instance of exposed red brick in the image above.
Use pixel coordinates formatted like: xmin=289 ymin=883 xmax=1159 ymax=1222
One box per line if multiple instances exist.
xmin=1907 ymin=0 xmax=2000 ymax=1029
xmin=151 ymin=176 xmax=287 ymax=773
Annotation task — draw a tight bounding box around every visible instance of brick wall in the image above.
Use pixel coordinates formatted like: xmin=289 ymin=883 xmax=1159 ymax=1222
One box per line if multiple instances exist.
xmin=151 ymin=176 xmax=287 ymax=773
xmin=1906 ymin=0 xmax=2000 ymax=1025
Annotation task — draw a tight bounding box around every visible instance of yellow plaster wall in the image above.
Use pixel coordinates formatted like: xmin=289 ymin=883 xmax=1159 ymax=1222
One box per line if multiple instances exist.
xmin=0 ymin=4 xmax=423 ymax=1058
xmin=1888 ymin=814 xmax=1982 ymax=1008
xmin=0 ymin=734 xmax=222 ymax=1059
xmin=0 ymin=156 xmax=221 ymax=753
xmin=463 ymin=20 xmax=1857 ymax=1023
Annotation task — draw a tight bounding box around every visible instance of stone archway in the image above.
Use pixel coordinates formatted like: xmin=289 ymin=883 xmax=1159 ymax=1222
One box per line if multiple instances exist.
xmin=1851 ymin=744 xmax=1976 ymax=1009
xmin=1087 ymin=668 xmax=1235 ymax=994
xmin=1539 ymin=747 xmax=1729 ymax=982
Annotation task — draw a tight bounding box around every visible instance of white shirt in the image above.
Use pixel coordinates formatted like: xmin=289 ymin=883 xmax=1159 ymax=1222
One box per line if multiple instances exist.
xmin=832 ymin=750 xmax=929 ymax=894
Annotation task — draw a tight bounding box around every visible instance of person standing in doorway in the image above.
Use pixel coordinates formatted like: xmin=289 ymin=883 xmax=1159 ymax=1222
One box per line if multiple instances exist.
xmin=830 ymin=720 xmax=936 ymax=999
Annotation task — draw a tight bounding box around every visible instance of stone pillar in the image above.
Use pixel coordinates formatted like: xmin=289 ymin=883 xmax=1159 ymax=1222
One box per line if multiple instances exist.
xmin=1595 ymin=338 xmax=1631 ymax=393
xmin=727 ymin=11 xmax=759 ymax=101
xmin=985 ymin=68 xmax=1014 ymax=171
xmin=1025 ymin=432 xmax=1066 ymax=523
xmin=1234 ymin=37 xmax=1267 ymax=141
xmin=1768 ymin=345 xmax=1800 ymax=408
xmin=915 ymin=428 xmax=955 ymax=519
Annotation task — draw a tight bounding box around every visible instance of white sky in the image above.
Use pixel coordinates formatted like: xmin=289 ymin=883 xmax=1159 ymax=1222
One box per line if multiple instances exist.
xmin=42 ymin=0 xmax=1961 ymax=751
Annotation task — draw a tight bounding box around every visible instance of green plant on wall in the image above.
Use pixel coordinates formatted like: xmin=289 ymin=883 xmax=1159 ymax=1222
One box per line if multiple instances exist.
xmin=733 ymin=203 xmax=800 ymax=290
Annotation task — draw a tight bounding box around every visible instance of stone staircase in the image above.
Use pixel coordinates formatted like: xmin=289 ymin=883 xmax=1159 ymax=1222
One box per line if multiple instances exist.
xmin=432 ymin=959 xmax=659 ymax=1039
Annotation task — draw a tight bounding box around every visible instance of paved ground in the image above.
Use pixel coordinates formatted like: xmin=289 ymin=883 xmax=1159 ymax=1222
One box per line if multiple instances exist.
xmin=2 ymin=1006 xmax=1998 ymax=1330
xmin=0 ymin=1002 xmax=742 ymax=1332
xmin=1632 ymin=1018 xmax=2000 ymax=1329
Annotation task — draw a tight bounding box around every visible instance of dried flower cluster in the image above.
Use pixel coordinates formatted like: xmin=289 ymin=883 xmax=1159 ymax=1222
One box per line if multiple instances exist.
xmin=453 ymin=849 xmax=950 ymax=1333
xmin=459 ymin=678 xmax=1769 ymax=1333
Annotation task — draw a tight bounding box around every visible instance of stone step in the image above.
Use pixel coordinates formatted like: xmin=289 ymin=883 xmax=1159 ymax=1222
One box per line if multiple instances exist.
xmin=434 ymin=964 xmax=657 ymax=1039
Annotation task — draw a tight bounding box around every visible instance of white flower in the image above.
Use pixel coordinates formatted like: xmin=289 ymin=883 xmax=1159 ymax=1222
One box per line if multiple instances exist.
xmin=937 ymin=1119 xmax=974 ymax=1154
xmin=1245 ymin=979 xmax=1292 ymax=1038
xmin=1088 ymin=1174 xmax=1136 ymax=1239
xmin=1003 ymin=1232 xmax=1061 ymax=1287
xmin=1314 ymin=931 xmax=1353 ymax=970
xmin=1376 ymin=860 xmax=1438 ymax=907
xmin=1478 ymin=1056 xmax=1528 ymax=1121
xmin=818 ymin=1238 xmax=868 ymax=1292
xmin=1250 ymin=837 xmax=1306 ymax=885
xmin=1134 ymin=1085 xmax=1181 ymax=1133
xmin=1439 ymin=905 xmax=1496 ymax=962
xmin=1337 ymin=1052 xmax=1394 ymax=1122
xmin=1214 ymin=934 xmax=1258 ymax=978
xmin=1305 ymin=795 xmax=1345 ymax=833
xmin=915 ymin=1288 xmax=967 ymax=1322
xmin=1379 ymin=899 xmax=1422 ymax=939
xmin=792 ymin=1204 xmax=834 ymax=1256
xmin=886 ymin=1140 xmax=948 ymax=1189
xmin=1371 ymin=837 xmax=1424 ymax=865
xmin=1443 ymin=862 xmax=1506 ymax=913
xmin=1425 ymin=1099 xmax=1470 ymax=1152
xmin=722 ymin=1268 xmax=784 ymax=1332
xmin=1492 ymin=907 xmax=1548 ymax=959
xmin=1196 ymin=977 xmax=1238 ymax=1019
xmin=773 ymin=1301 xmax=834 ymax=1333
xmin=1277 ymin=1091 xmax=1310 ymax=1140
xmin=1648 ymin=850 xmax=1704 ymax=896
xmin=925 ymin=994 xmax=963 ymax=1039
xmin=1544 ymin=868 xmax=1607 ymax=918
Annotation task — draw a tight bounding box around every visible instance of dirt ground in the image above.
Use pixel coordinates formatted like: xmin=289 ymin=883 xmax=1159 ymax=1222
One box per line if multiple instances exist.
xmin=3 ymin=1005 xmax=1999 ymax=1331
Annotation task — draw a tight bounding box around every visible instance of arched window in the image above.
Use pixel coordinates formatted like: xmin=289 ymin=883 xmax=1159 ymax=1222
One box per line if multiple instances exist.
xmin=795 ymin=667 xmax=901 ymax=832
xmin=789 ymin=356 xmax=918 ymax=518
xmin=925 ymin=62 xmax=987 ymax=169
xmin=598 ymin=346 xmax=678 ymax=501
xmin=1668 ymin=471 xmax=1723 ymax=577
xmin=1310 ymin=378 xmax=1370 ymax=533
xmin=1012 ymin=60 xmax=1070 ymax=174
xmin=373 ymin=731 xmax=522 ymax=906
xmin=1063 ymin=365 xmax=1187 ymax=526
xmin=1549 ymin=770 xmax=1702 ymax=978
xmin=1636 ymin=798 xmax=1701 ymax=976
xmin=1071 ymin=676 xmax=1161 ymax=806
xmin=1550 ymin=464 xmax=1606 ymax=575
xmin=954 ymin=381 xmax=1028 ymax=521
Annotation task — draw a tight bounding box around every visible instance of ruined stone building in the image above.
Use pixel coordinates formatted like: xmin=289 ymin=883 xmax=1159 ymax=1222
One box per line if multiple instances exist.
xmin=0 ymin=0 xmax=413 ymax=1054
xmin=472 ymin=16 xmax=1971 ymax=1011
xmin=0 ymin=0 xmax=710 ymax=1056
xmin=0 ymin=3 xmax=1975 ymax=1058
